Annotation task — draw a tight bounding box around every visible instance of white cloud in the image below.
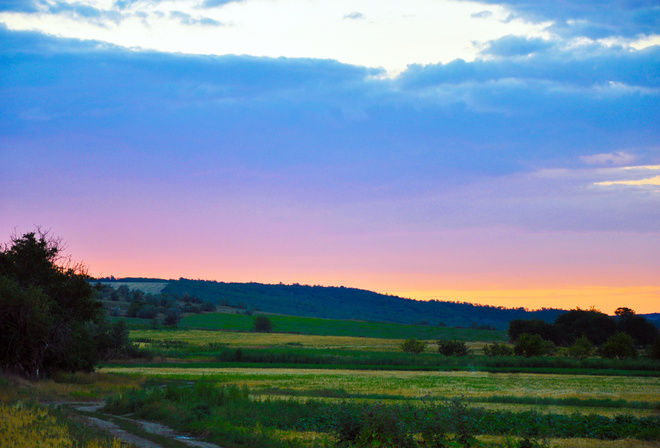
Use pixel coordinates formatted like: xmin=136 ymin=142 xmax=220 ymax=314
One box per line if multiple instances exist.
xmin=0 ymin=0 xmax=549 ymax=73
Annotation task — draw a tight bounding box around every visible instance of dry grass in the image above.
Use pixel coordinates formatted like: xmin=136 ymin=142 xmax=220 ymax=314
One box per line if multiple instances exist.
xmin=0 ymin=372 xmax=146 ymax=403
xmin=0 ymin=402 xmax=122 ymax=448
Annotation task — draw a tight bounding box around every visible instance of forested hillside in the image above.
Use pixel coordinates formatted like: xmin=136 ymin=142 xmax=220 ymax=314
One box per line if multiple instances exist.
xmin=151 ymin=278 xmax=566 ymax=328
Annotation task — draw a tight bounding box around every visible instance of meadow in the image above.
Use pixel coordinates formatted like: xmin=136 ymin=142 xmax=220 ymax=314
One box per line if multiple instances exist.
xmin=2 ymin=313 xmax=659 ymax=448
xmin=180 ymin=312 xmax=508 ymax=341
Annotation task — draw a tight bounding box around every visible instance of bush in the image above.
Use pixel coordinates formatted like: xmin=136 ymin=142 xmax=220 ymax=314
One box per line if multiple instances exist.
xmin=163 ymin=308 xmax=182 ymax=326
xmin=647 ymin=337 xmax=660 ymax=360
xmin=600 ymin=332 xmax=637 ymax=359
xmin=567 ymin=335 xmax=593 ymax=359
xmin=514 ymin=333 xmax=551 ymax=357
xmin=400 ymin=338 xmax=428 ymax=354
xmin=483 ymin=342 xmax=513 ymax=357
xmin=254 ymin=316 xmax=274 ymax=333
xmin=437 ymin=339 xmax=469 ymax=356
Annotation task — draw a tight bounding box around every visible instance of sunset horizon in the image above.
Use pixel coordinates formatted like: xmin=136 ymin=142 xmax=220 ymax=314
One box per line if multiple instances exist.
xmin=2 ymin=1 xmax=658 ymax=317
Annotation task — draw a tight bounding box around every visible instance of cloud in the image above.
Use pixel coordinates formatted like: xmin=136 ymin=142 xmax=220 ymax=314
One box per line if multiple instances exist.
xmin=400 ymin=43 xmax=660 ymax=89
xmin=483 ymin=35 xmax=555 ymax=57
xmin=471 ymin=10 xmax=492 ymax=19
xmin=343 ymin=12 xmax=365 ymax=20
xmin=596 ymin=175 xmax=660 ymax=187
xmin=169 ymin=11 xmax=222 ymax=26
xmin=581 ymin=151 xmax=638 ymax=166
xmin=201 ymin=0 xmax=243 ymax=8
xmin=472 ymin=0 xmax=660 ymax=39
xmin=1 ymin=26 xmax=658 ymax=228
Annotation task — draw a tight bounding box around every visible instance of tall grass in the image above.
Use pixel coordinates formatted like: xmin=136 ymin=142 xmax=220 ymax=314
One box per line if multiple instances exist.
xmin=0 ymin=401 xmax=121 ymax=448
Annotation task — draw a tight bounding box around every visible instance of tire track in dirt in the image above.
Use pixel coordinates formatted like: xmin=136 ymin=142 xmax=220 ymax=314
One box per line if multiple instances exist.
xmin=57 ymin=402 xmax=223 ymax=448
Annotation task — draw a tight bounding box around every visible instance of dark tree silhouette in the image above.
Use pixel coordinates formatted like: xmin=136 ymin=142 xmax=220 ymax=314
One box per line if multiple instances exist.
xmin=0 ymin=230 xmax=103 ymax=378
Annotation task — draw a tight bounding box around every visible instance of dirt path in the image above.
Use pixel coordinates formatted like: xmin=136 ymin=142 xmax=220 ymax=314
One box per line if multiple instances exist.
xmin=57 ymin=402 xmax=223 ymax=448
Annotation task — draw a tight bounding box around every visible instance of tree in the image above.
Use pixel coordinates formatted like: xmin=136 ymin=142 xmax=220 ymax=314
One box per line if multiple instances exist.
xmin=400 ymin=338 xmax=428 ymax=354
xmin=514 ymin=333 xmax=554 ymax=357
xmin=0 ymin=230 xmax=103 ymax=378
xmin=600 ymin=332 xmax=637 ymax=359
xmin=508 ymin=319 xmax=558 ymax=344
xmin=437 ymin=339 xmax=469 ymax=356
xmin=567 ymin=335 xmax=594 ymax=359
xmin=163 ymin=308 xmax=182 ymax=326
xmin=614 ymin=308 xmax=659 ymax=347
xmin=553 ymin=308 xmax=616 ymax=346
xmin=253 ymin=316 xmax=273 ymax=333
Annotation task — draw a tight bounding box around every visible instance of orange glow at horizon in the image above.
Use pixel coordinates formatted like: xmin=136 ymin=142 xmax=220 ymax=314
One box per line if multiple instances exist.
xmin=395 ymin=286 xmax=660 ymax=315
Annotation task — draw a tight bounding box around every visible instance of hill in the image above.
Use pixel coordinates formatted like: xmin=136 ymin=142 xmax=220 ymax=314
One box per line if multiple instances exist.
xmin=134 ymin=278 xmax=564 ymax=329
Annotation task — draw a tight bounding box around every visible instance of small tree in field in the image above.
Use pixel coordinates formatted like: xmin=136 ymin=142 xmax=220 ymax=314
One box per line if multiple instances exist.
xmin=568 ymin=335 xmax=593 ymax=359
xmin=514 ymin=333 xmax=554 ymax=357
xmin=437 ymin=339 xmax=469 ymax=356
xmin=254 ymin=316 xmax=273 ymax=333
xmin=600 ymin=332 xmax=637 ymax=359
xmin=400 ymin=338 xmax=428 ymax=354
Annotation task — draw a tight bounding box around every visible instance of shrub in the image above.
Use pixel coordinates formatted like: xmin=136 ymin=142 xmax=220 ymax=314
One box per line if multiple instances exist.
xmin=163 ymin=308 xmax=182 ymax=326
xmin=483 ymin=342 xmax=513 ymax=357
xmin=647 ymin=336 xmax=660 ymax=360
xmin=600 ymin=332 xmax=637 ymax=359
xmin=567 ymin=335 xmax=593 ymax=359
xmin=514 ymin=333 xmax=547 ymax=357
xmin=437 ymin=339 xmax=469 ymax=356
xmin=400 ymin=338 xmax=428 ymax=354
xmin=254 ymin=316 xmax=274 ymax=333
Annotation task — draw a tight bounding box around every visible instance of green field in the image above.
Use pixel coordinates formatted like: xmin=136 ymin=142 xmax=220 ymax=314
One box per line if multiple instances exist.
xmin=4 ymin=316 xmax=660 ymax=448
xmin=181 ymin=312 xmax=507 ymax=341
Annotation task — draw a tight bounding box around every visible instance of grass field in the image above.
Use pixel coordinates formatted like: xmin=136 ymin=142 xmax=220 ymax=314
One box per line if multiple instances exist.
xmin=181 ymin=312 xmax=508 ymax=341
xmin=3 ymin=319 xmax=658 ymax=448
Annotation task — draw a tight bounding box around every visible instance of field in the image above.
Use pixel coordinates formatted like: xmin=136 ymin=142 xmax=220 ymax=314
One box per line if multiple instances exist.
xmin=181 ymin=312 xmax=508 ymax=341
xmin=3 ymin=314 xmax=659 ymax=448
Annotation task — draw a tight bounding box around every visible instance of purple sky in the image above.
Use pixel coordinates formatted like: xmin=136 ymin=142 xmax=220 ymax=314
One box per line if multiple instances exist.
xmin=1 ymin=0 xmax=659 ymax=313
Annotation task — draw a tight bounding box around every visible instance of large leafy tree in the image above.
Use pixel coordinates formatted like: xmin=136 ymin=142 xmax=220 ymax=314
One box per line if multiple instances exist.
xmin=0 ymin=230 xmax=103 ymax=378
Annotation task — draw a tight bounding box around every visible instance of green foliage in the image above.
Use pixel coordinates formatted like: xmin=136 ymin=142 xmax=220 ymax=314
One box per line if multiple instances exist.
xmin=615 ymin=309 xmax=659 ymax=346
xmin=648 ymin=337 xmax=660 ymax=361
xmin=554 ymin=308 xmax=617 ymax=346
xmin=253 ymin=316 xmax=274 ymax=333
xmin=483 ymin=342 xmax=513 ymax=357
xmin=437 ymin=339 xmax=469 ymax=356
xmin=567 ymin=335 xmax=594 ymax=359
xmin=508 ymin=319 xmax=557 ymax=343
xmin=514 ymin=334 xmax=554 ymax=357
xmin=101 ymin=379 xmax=660 ymax=447
xmin=163 ymin=308 xmax=182 ymax=326
xmin=0 ymin=230 xmax=103 ymax=378
xmin=600 ymin=332 xmax=638 ymax=359
xmin=400 ymin=338 xmax=428 ymax=354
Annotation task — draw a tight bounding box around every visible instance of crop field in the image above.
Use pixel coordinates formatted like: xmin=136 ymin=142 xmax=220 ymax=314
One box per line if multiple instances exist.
xmin=131 ymin=328 xmax=446 ymax=351
xmin=181 ymin=312 xmax=508 ymax=341
xmin=100 ymin=366 xmax=659 ymax=404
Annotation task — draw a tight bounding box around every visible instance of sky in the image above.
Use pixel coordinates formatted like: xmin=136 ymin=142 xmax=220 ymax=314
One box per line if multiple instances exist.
xmin=1 ymin=0 xmax=659 ymax=314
